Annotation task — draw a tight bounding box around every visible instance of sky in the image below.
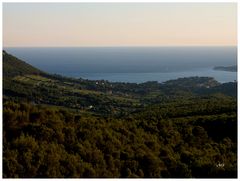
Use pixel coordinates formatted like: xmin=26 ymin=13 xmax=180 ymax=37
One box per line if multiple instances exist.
xmin=3 ymin=3 xmax=237 ymax=47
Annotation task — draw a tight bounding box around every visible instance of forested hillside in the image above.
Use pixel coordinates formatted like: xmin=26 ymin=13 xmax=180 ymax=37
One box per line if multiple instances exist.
xmin=3 ymin=51 xmax=237 ymax=178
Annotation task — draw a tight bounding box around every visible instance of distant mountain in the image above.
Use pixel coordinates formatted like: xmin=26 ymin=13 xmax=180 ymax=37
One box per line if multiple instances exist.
xmin=3 ymin=50 xmax=43 ymax=78
xmin=213 ymin=65 xmax=237 ymax=72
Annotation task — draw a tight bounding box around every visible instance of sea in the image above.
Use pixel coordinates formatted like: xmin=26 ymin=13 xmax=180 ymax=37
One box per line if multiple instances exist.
xmin=4 ymin=47 xmax=237 ymax=83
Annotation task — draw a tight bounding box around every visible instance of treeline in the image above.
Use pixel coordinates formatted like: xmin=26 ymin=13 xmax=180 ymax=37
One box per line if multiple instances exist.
xmin=3 ymin=95 xmax=237 ymax=178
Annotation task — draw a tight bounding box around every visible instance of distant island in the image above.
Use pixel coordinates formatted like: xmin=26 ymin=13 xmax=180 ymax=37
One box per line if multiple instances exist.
xmin=213 ymin=65 xmax=237 ymax=72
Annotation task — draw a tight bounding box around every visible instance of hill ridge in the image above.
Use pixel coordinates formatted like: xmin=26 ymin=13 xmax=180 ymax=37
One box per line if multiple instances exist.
xmin=3 ymin=50 xmax=44 ymax=78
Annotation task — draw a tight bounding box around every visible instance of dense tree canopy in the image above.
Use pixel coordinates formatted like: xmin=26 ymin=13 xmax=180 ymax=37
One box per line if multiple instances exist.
xmin=3 ymin=96 xmax=237 ymax=178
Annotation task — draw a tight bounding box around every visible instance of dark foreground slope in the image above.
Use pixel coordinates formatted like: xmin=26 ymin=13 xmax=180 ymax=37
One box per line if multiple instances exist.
xmin=3 ymin=51 xmax=237 ymax=178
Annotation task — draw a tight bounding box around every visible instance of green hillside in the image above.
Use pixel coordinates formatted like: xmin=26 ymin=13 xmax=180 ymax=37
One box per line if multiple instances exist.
xmin=3 ymin=50 xmax=43 ymax=78
xmin=2 ymin=51 xmax=237 ymax=178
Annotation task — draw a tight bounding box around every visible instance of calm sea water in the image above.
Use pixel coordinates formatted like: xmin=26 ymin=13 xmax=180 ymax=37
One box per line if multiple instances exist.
xmin=5 ymin=47 xmax=237 ymax=83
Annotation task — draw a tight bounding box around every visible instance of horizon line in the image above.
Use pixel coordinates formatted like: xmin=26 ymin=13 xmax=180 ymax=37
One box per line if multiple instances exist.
xmin=3 ymin=45 xmax=237 ymax=48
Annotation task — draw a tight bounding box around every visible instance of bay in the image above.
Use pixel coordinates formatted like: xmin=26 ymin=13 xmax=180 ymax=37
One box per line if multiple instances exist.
xmin=4 ymin=46 xmax=237 ymax=83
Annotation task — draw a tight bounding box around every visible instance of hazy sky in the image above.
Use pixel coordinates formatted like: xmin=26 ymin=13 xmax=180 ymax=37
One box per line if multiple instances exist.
xmin=3 ymin=3 xmax=237 ymax=47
